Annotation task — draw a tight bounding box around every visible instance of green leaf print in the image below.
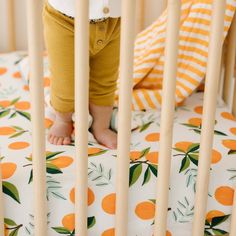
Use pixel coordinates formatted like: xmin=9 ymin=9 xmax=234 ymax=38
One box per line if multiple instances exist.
xmin=140 ymin=147 xmax=151 ymax=158
xmin=204 ymin=214 xmax=230 ymax=235
xmin=179 ymin=156 xmax=190 ymax=173
xmin=204 ymin=231 xmax=212 ymax=235
xmin=9 ymin=130 xmax=27 ymax=139
xmin=4 ymin=217 xmax=23 ymax=235
xmin=9 ymin=228 xmax=19 ymax=236
xmin=142 ymin=167 xmax=151 ymax=186
xmin=0 ymin=109 xmax=10 ymax=118
xmin=188 ymin=153 xmax=198 ymax=166
xmin=46 ymin=151 xmax=64 ymax=160
xmin=149 ymin=164 xmax=157 ymax=177
xmin=213 ymin=130 xmax=227 ymax=136
xmin=129 ymin=163 xmax=142 ymax=186
xmin=46 ymin=163 xmax=63 ymax=174
xmin=228 ymin=150 xmax=236 ymax=155
xmin=187 ymin=143 xmax=200 ymax=153
xmin=88 ymin=216 xmax=96 ymax=229
xmin=88 ymin=162 xmax=112 ymax=186
xmin=212 ymin=229 xmax=228 ymax=235
xmin=28 ymin=170 xmax=33 ymax=184
xmin=16 ymin=111 xmax=31 ymax=121
xmin=211 ymin=215 xmax=229 ymax=227
xmin=52 ymin=227 xmax=71 ymax=234
xmin=2 ymin=181 xmax=20 ymax=203
xmin=140 ymin=121 xmax=153 ymax=132
xmin=10 ymin=97 xmax=20 ymax=105
xmin=9 ymin=112 xmax=17 ymax=119
xmin=4 ymin=218 xmax=17 ymax=226
xmin=88 ymin=150 xmax=107 ymax=156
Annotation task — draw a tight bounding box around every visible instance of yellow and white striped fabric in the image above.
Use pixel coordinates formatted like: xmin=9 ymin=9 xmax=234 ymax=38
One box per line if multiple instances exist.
xmin=116 ymin=0 xmax=236 ymax=111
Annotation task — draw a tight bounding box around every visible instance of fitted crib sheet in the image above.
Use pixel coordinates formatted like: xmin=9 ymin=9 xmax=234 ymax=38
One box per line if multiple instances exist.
xmin=0 ymin=52 xmax=236 ymax=236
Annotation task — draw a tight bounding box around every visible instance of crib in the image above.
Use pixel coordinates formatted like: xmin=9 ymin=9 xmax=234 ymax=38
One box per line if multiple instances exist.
xmin=0 ymin=0 xmax=236 ymax=235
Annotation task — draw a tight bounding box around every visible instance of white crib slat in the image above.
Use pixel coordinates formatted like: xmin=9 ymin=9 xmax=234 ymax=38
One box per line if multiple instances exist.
xmin=192 ymin=1 xmax=226 ymax=236
xmin=223 ymin=13 xmax=236 ymax=106
xmin=115 ymin=0 xmax=136 ymax=235
xmin=153 ymin=1 xmax=181 ymax=236
xmin=229 ymin=185 xmax=236 ymax=236
xmin=7 ymin=0 xmax=16 ymax=51
xmin=0 ymin=160 xmax=4 ymax=236
xmin=74 ymin=0 xmax=89 ymax=235
xmin=26 ymin=1 xmax=47 ymax=235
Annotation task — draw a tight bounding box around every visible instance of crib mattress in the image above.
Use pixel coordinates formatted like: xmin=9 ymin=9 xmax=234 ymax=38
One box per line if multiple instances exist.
xmin=0 ymin=52 xmax=236 ymax=236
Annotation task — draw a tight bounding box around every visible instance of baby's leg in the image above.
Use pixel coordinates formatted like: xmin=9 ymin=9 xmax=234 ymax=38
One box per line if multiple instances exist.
xmin=89 ymin=18 xmax=121 ymax=149
xmin=43 ymin=2 xmax=75 ymax=145
xmin=90 ymin=103 xmax=117 ymax=149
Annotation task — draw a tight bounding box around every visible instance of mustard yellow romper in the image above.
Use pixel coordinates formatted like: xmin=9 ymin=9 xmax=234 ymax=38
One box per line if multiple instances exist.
xmin=42 ymin=2 xmax=121 ymax=113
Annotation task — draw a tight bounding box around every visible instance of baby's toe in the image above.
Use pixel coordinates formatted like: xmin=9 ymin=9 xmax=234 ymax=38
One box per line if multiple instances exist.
xmin=49 ymin=135 xmax=55 ymax=144
xmin=107 ymin=140 xmax=117 ymax=149
xmin=57 ymin=137 xmax=64 ymax=145
xmin=63 ymin=137 xmax=71 ymax=145
xmin=53 ymin=136 xmax=60 ymax=145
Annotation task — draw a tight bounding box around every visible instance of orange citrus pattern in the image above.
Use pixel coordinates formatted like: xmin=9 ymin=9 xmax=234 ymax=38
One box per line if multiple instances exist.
xmin=50 ymin=156 xmax=73 ymax=168
xmin=135 ymin=201 xmax=155 ymax=220
xmin=102 ymin=193 xmax=116 ymax=215
xmin=102 ymin=228 xmax=115 ymax=236
xmin=221 ymin=112 xmax=236 ymax=121
xmin=62 ymin=213 xmax=75 ymax=231
xmin=130 ymin=151 xmax=142 ymax=161
xmin=145 ymin=152 xmax=158 ymax=164
xmin=88 ymin=147 xmax=106 ymax=155
xmin=206 ymin=210 xmax=225 ymax=222
xmin=222 ymin=140 xmax=236 ymax=150
xmin=8 ymin=141 xmax=30 ymax=150
xmin=0 ymin=127 xmax=16 ymax=135
xmin=4 ymin=224 xmax=8 ymax=236
xmin=0 ymin=100 xmax=11 ymax=108
xmin=188 ymin=117 xmax=202 ymax=126
xmin=14 ymin=101 xmax=30 ymax=110
xmin=175 ymin=141 xmax=193 ymax=152
xmin=230 ymin=127 xmax=236 ymax=135
xmin=215 ymin=186 xmax=234 ymax=206
xmin=0 ymin=67 xmax=7 ymax=75
xmin=12 ymin=71 xmax=21 ymax=79
xmin=194 ymin=106 xmax=203 ymax=114
xmin=145 ymin=133 xmax=160 ymax=142
xmin=45 ymin=118 xmax=53 ymax=128
xmin=1 ymin=163 xmax=17 ymax=179
xmin=211 ymin=149 xmax=222 ymax=164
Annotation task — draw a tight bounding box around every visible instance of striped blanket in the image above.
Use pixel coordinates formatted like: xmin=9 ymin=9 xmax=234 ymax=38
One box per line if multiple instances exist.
xmin=115 ymin=0 xmax=236 ymax=111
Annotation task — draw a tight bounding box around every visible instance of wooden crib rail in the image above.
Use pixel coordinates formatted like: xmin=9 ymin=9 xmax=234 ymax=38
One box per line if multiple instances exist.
xmin=115 ymin=0 xmax=136 ymax=235
xmin=192 ymin=1 xmax=226 ymax=235
xmin=26 ymin=0 xmax=47 ymax=235
xmin=154 ymin=1 xmax=181 ymax=235
xmin=74 ymin=0 xmax=89 ymax=235
xmin=7 ymin=0 xmax=16 ymax=51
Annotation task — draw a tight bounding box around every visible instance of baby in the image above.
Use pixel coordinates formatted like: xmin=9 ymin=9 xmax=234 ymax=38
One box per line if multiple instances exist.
xmin=43 ymin=0 xmax=121 ymax=149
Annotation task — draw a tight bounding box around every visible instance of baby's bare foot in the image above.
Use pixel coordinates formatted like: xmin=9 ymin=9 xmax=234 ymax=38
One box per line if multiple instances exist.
xmin=92 ymin=127 xmax=117 ymax=149
xmin=48 ymin=112 xmax=73 ymax=145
